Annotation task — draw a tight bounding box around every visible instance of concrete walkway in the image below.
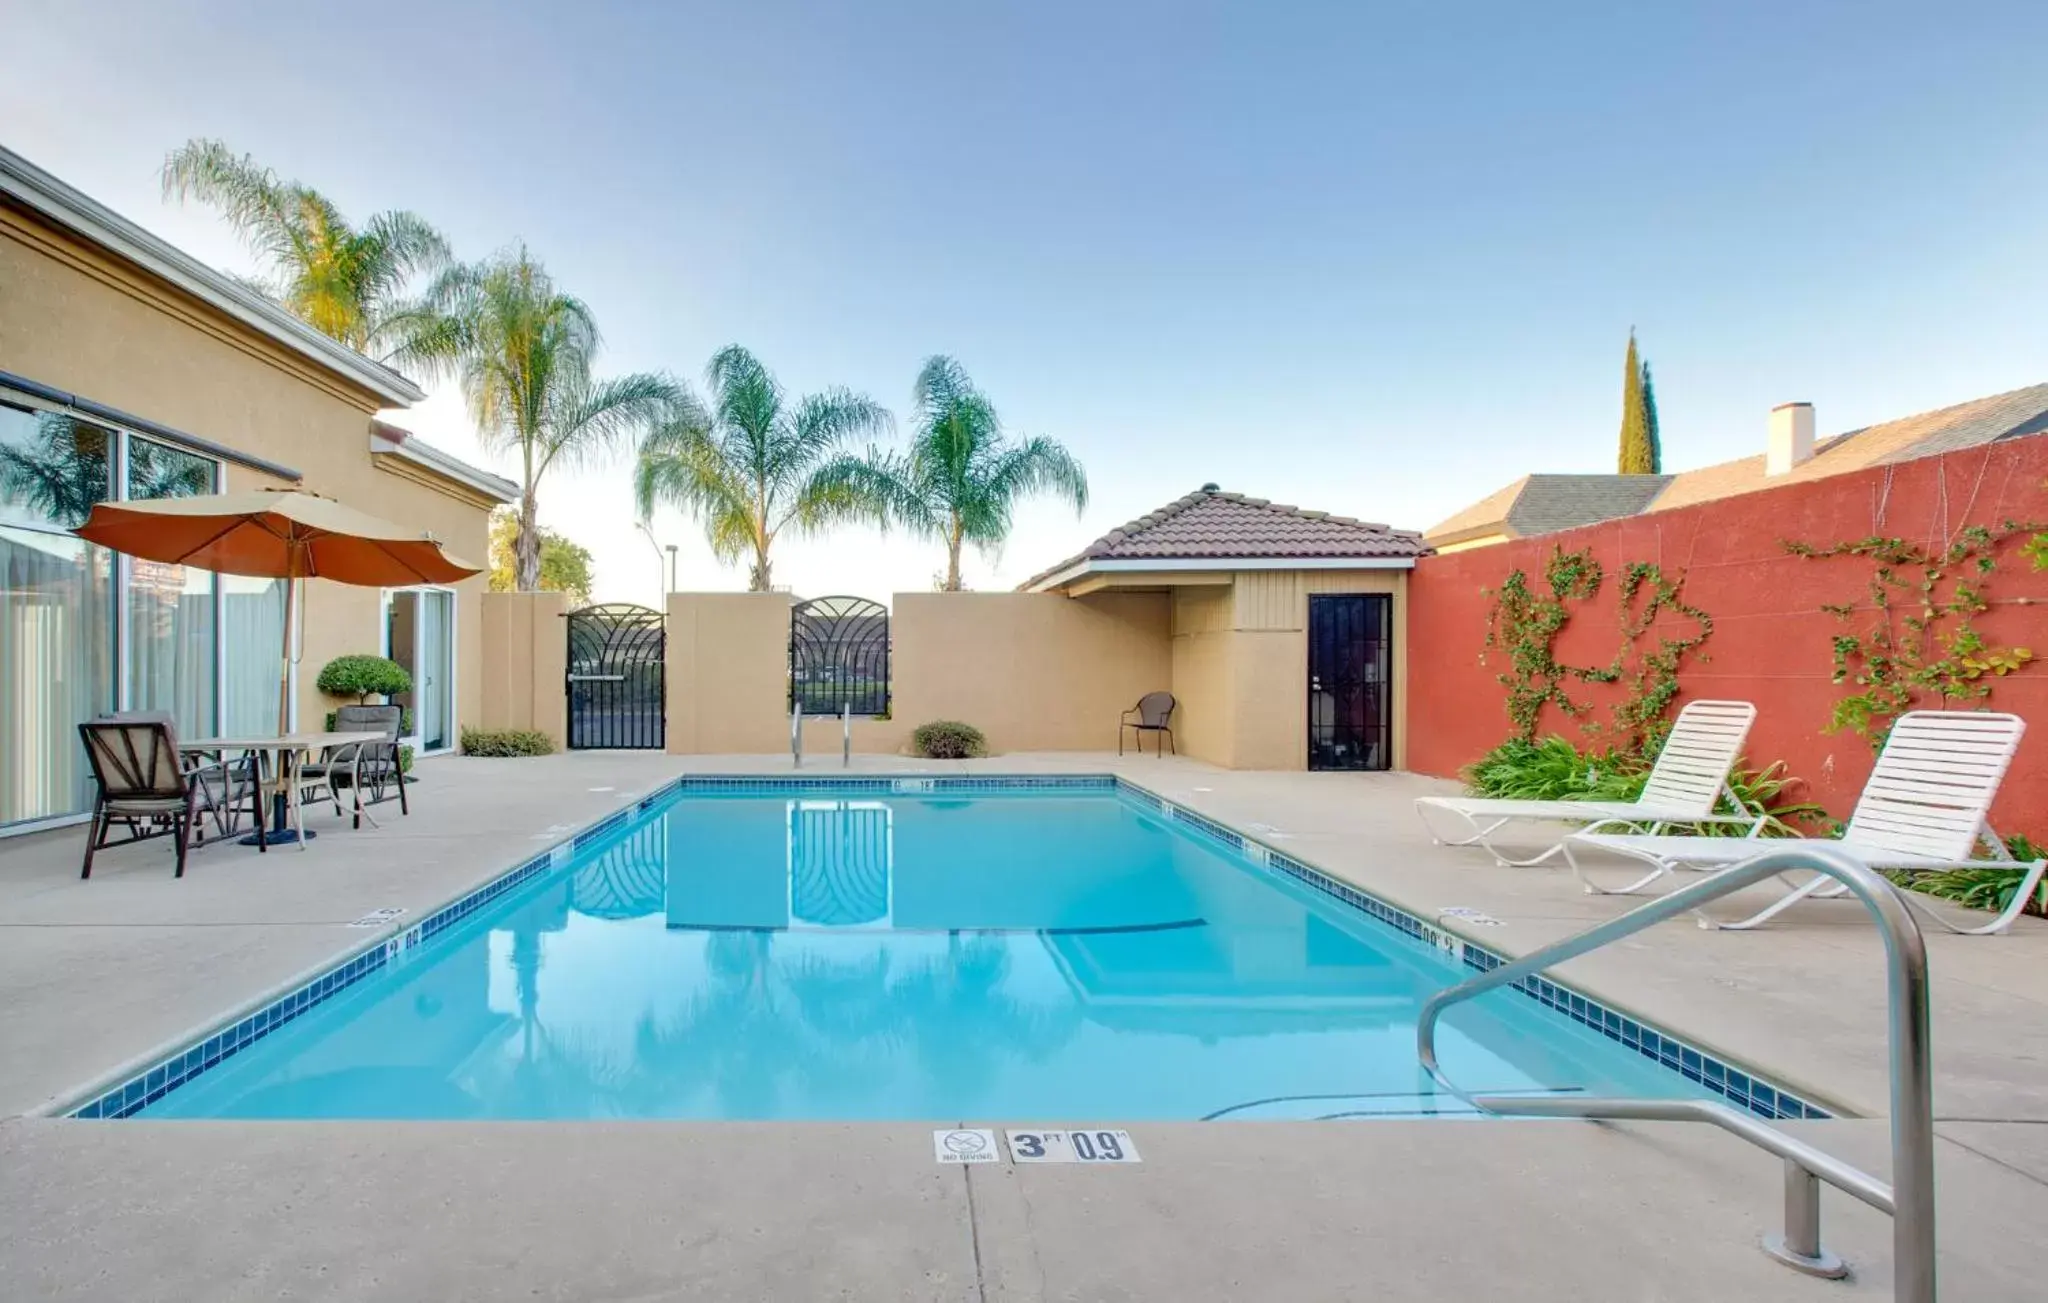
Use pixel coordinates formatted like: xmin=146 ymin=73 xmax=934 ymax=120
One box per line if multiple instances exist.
xmin=2 ymin=750 xmax=2044 ymax=1299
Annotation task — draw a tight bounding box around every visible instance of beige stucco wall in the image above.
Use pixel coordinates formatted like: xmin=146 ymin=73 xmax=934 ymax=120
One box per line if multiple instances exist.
xmin=892 ymin=591 xmax=1170 ymax=752
xmin=0 ymin=203 xmax=494 ymax=741
xmin=1163 ymin=570 xmax=1408 ymax=770
xmin=665 ymin=592 xmax=795 ymax=754
xmin=477 ymin=592 xmax=569 ymax=749
xmin=664 ymin=589 xmax=1171 ymax=756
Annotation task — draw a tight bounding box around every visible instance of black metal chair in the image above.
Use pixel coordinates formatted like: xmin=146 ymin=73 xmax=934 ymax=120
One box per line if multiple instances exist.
xmin=77 ymin=712 xmax=253 ymax=879
xmin=1119 ymin=692 xmax=1177 ymax=756
xmin=301 ymin=704 xmax=409 ymax=829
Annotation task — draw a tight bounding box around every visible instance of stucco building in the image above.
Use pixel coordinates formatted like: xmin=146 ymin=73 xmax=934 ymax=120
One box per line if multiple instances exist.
xmin=0 ymin=145 xmax=514 ymax=835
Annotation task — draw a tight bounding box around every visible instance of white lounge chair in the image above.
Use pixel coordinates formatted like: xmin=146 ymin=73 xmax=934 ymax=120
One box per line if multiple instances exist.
xmin=1415 ymin=700 xmax=1762 ymax=866
xmin=1564 ymin=711 xmax=2047 ymax=936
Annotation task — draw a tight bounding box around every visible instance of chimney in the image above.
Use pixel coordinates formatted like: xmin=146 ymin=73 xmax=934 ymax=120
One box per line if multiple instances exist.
xmin=1767 ymin=402 xmax=1815 ymax=476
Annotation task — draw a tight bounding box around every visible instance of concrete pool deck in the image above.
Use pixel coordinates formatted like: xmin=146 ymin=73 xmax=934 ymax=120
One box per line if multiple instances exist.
xmin=1 ymin=750 xmax=2044 ymax=1299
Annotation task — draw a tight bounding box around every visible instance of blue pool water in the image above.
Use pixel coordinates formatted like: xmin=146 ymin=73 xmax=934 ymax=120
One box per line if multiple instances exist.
xmin=141 ymin=789 xmax=1715 ymax=1121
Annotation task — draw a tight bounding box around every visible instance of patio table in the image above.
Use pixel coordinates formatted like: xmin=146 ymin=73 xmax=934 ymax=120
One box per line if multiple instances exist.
xmin=179 ymin=731 xmax=386 ymax=848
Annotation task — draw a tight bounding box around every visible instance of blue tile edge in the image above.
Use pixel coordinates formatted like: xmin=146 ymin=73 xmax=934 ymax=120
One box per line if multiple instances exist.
xmin=1114 ymin=776 xmax=1832 ymax=1123
xmin=66 ymin=771 xmax=1121 ymax=1118
xmin=1196 ymin=823 xmax=1826 ymax=1122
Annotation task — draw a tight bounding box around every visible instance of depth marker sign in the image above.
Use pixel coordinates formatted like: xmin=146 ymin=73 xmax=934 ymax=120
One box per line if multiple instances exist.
xmin=933 ymin=1129 xmax=1000 ymax=1163
xmin=1006 ymin=1129 xmax=1142 ymax=1163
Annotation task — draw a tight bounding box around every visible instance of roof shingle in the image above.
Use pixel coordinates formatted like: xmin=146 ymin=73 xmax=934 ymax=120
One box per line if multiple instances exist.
xmin=1024 ymin=487 xmax=1427 ymax=589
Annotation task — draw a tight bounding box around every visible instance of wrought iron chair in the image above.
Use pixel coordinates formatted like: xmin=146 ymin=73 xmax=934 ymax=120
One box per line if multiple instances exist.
xmin=301 ymin=704 xmax=409 ymax=829
xmin=1119 ymin=692 xmax=1177 ymax=756
xmin=77 ymin=712 xmax=254 ymax=879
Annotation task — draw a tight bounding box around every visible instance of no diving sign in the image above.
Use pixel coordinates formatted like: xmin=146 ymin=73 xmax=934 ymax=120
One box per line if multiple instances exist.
xmin=933 ymin=1129 xmax=1000 ymax=1163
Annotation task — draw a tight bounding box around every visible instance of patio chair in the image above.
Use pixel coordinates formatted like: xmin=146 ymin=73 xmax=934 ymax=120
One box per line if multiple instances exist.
xmin=77 ymin=712 xmax=254 ymax=879
xmin=1414 ymin=700 xmax=1762 ymax=866
xmin=1564 ymin=711 xmax=2046 ymax=936
xmin=1119 ymin=692 xmax=1177 ymax=756
xmin=300 ymin=704 xmax=409 ymax=830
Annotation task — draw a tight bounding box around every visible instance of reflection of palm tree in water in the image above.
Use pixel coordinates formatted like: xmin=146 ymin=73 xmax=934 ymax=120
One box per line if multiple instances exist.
xmin=632 ymin=929 xmax=1081 ymax=1117
xmin=498 ymin=917 xmax=628 ymax=1116
xmin=897 ymin=934 xmax=1081 ymax=1108
xmin=0 ymin=414 xmax=212 ymax=528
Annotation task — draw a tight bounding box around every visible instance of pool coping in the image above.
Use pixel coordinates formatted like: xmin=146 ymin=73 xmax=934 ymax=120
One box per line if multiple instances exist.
xmin=43 ymin=773 xmax=1834 ymax=1123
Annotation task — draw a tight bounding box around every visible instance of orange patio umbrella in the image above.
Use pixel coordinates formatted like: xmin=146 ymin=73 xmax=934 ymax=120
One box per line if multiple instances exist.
xmin=75 ymin=488 xmax=481 ymax=733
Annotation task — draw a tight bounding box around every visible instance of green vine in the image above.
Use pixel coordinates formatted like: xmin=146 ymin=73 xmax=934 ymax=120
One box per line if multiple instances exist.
xmin=1784 ymin=517 xmax=2046 ymax=746
xmin=1481 ymin=545 xmax=1712 ymax=751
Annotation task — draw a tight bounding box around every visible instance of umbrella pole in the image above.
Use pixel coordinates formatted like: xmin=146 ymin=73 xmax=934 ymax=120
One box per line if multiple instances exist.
xmin=278 ymin=574 xmax=296 ymax=737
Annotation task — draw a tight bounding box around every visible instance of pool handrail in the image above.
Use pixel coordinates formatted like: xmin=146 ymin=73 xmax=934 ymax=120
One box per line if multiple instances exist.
xmin=1416 ymin=845 xmax=1934 ymax=1300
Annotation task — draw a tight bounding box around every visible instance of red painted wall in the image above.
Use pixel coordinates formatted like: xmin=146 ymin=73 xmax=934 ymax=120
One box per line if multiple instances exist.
xmin=1407 ymin=435 xmax=2048 ymax=834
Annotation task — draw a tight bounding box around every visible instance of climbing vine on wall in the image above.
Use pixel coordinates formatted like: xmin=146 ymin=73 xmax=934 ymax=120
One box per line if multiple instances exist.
xmin=1784 ymin=511 xmax=2048 ymax=746
xmin=1481 ymin=545 xmax=1713 ymax=752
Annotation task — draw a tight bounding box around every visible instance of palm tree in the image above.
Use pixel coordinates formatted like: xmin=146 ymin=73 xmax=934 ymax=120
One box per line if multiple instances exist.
xmin=633 ymin=346 xmax=892 ymax=591
xmin=827 ymin=356 xmax=1087 ymax=590
xmin=160 ymin=139 xmax=450 ymax=355
xmin=391 ymin=248 xmax=683 ymax=589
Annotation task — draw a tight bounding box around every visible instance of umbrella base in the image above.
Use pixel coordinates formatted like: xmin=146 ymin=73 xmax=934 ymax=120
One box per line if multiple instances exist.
xmin=239 ymin=829 xmax=315 ymax=846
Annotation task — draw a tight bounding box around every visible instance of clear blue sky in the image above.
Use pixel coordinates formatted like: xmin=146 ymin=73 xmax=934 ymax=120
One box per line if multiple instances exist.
xmin=8 ymin=0 xmax=2048 ymax=602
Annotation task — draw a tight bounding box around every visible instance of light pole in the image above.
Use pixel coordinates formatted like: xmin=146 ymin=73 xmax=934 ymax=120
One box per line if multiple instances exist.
xmin=666 ymin=544 xmax=678 ymax=595
xmin=636 ymin=520 xmax=666 ymax=602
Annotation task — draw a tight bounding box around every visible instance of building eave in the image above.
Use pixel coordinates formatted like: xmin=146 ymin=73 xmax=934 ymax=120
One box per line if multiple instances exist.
xmin=1028 ymin=554 xmax=1417 ymax=593
xmin=0 ymin=146 xmax=427 ymax=408
xmin=369 ymin=425 xmax=519 ymax=505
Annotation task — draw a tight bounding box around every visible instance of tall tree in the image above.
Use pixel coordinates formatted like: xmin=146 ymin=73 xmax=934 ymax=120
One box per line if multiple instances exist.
xmin=824 ymin=356 xmax=1088 ymax=591
xmin=1617 ymin=330 xmax=1661 ymax=474
xmin=488 ymin=508 xmax=595 ymax=605
xmin=161 ymin=139 xmax=450 ymax=355
xmin=390 ymin=248 xmax=681 ymax=590
xmin=633 ymin=345 xmax=892 ymax=591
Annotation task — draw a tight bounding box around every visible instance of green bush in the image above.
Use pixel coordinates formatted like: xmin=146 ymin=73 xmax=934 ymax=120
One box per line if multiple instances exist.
xmin=1902 ymin=832 xmax=2047 ymax=918
xmin=911 ymin=720 xmax=987 ymax=759
xmin=398 ymin=744 xmax=415 ymax=775
xmin=316 ymin=654 xmax=411 ymax=703
xmin=1462 ymin=735 xmax=1825 ymax=836
xmin=459 ymin=727 xmax=555 ymax=757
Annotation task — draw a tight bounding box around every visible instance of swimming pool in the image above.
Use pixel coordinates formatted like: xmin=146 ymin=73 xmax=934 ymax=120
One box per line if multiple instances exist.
xmin=97 ymin=778 xmax=1821 ymax=1122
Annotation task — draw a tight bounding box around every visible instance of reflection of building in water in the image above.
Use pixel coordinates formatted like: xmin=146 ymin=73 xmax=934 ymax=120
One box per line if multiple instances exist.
xmin=787 ymin=800 xmax=893 ymax=928
xmin=570 ymin=817 xmax=668 ymax=920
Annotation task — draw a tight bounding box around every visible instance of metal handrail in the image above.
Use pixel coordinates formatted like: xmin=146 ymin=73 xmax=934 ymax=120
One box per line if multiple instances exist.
xmin=790 ymin=701 xmax=803 ymax=768
xmin=1417 ymin=846 xmax=1934 ymax=1301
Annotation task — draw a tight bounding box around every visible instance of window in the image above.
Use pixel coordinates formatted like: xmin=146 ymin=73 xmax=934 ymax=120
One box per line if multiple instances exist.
xmin=124 ymin=437 xmax=218 ymax=737
xmin=0 ymin=402 xmax=118 ymax=826
xmin=0 ymin=395 xmax=231 ymax=831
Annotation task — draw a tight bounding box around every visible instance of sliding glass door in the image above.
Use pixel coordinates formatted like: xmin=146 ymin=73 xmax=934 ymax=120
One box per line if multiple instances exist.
xmin=384 ymin=587 xmax=456 ymax=754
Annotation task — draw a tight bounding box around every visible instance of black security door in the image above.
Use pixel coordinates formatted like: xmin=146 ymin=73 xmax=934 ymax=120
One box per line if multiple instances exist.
xmin=1307 ymin=594 xmax=1391 ymax=771
xmin=565 ymin=604 xmax=666 ymax=749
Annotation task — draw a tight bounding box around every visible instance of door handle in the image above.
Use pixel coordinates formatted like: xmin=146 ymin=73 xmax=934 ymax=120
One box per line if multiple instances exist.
xmin=568 ymin=674 xmax=626 ymax=682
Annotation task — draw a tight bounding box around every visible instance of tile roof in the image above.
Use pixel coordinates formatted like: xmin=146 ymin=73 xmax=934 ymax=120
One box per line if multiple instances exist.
xmin=1648 ymin=382 xmax=2048 ymax=512
xmin=1023 ymin=486 xmax=1428 ymax=589
xmin=1425 ymin=381 xmax=2048 ymax=542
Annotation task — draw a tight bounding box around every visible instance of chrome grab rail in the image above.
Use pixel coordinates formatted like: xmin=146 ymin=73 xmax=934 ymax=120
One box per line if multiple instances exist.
xmin=791 ymin=701 xmax=803 ymax=768
xmin=841 ymin=702 xmax=851 ymax=768
xmin=1417 ymin=847 xmax=1934 ymax=1301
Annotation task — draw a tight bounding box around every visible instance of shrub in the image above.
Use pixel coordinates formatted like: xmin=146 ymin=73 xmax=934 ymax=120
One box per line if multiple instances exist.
xmin=1462 ymin=735 xmax=1825 ymax=836
xmin=459 ymin=727 xmax=555 ymax=757
xmin=316 ymin=654 xmax=411 ymax=703
xmin=398 ymin=744 xmax=415 ymax=775
xmin=912 ymin=720 xmax=987 ymax=759
xmin=1902 ymin=832 xmax=2048 ymax=918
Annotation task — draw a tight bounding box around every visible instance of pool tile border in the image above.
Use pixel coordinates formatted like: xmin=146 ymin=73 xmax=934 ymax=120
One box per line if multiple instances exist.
xmin=67 ymin=772 xmax=1826 ymax=1123
xmin=1141 ymin=783 xmax=1830 ymax=1122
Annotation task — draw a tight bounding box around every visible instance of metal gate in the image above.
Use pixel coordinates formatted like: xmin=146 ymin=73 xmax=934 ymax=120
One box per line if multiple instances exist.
xmin=565 ymin=603 xmax=666 ymax=749
xmin=790 ymin=596 xmax=890 ymax=716
xmin=1307 ymin=593 xmax=1391 ymax=771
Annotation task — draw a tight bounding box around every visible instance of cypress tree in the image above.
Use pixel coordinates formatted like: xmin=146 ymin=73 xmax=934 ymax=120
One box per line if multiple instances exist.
xmin=1617 ymin=330 xmax=1659 ymax=474
xmin=1640 ymin=358 xmax=1662 ymax=473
